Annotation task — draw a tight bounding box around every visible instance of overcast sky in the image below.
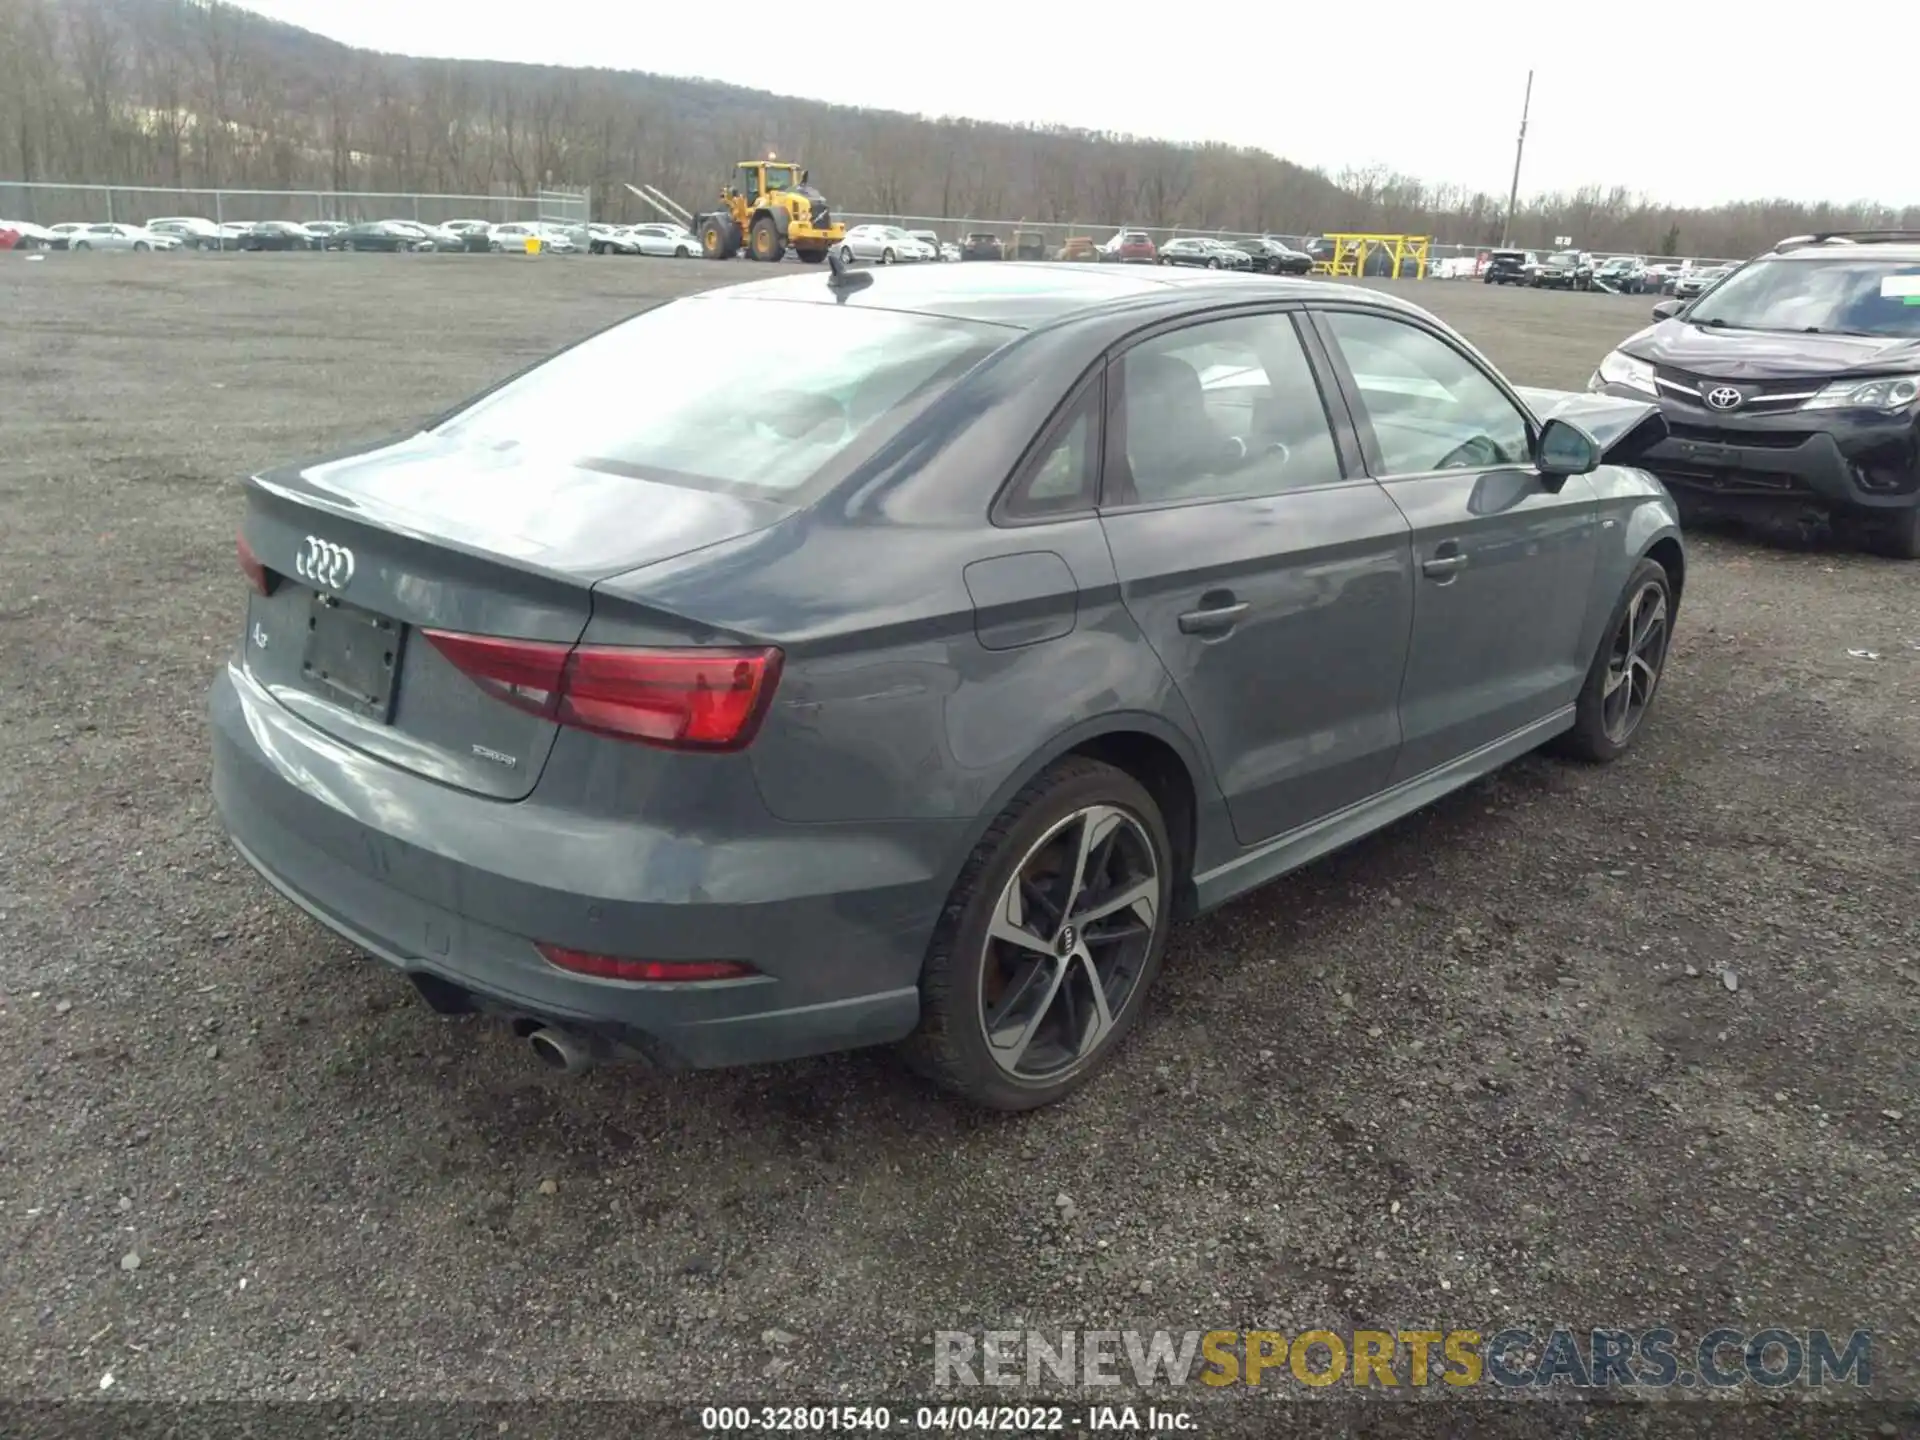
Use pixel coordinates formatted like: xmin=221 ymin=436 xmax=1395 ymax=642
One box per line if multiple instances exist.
xmin=225 ymin=2 xmax=1920 ymax=209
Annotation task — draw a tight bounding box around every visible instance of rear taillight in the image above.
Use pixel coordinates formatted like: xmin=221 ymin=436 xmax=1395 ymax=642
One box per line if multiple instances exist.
xmin=237 ymin=532 xmax=276 ymax=595
xmin=419 ymin=631 xmax=569 ymax=717
xmin=536 ymin=945 xmax=758 ymax=983
xmin=423 ymin=630 xmax=782 ymax=752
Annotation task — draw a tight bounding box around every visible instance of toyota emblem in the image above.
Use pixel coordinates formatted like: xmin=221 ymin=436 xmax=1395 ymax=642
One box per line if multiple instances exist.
xmin=1704 ymin=385 xmax=1744 ymax=412
xmin=295 ymin=535 xmax=356 ymax=590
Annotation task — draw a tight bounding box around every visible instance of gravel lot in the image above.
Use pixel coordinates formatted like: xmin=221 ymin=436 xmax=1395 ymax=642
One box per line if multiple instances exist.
xmin=3 ymin=254 xmax=1917 ymax=1425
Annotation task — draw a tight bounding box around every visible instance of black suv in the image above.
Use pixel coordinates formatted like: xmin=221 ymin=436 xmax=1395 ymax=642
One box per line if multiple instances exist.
xmin=1533 ymin=250 xmax=1595 ymax=290
xmin=1484 ymin=249 xmax=1536 ymax=284
xmin=1589 ymin=231 xmax=1920 ymax=557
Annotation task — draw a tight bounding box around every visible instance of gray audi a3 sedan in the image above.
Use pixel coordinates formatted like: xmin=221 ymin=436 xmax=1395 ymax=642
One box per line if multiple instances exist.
xmin=210 ymin=261 xmax=1684 ymax=1110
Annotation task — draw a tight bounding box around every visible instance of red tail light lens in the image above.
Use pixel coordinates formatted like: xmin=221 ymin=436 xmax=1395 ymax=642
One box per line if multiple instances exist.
xmin=421 ymin=630 xmax=569 ymax=718
xmin=558 ymin=646 xmax=783 ymax=749
xmin=536 ymin=945 xmax=758 ymax=983
xmin=422 ymin=630 xmax=782 ymax=752
xmin=237 ymin=532 xmax=276 ymax=595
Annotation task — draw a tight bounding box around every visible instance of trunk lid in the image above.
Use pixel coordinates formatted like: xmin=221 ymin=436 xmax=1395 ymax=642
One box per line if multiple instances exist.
xmin=237 ymin=433 xmax=791 ymax=800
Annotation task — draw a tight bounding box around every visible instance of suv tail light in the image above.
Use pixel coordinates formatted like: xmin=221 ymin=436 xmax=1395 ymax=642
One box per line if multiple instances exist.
xmin=423 ymin=630 xmax=783 ymax=751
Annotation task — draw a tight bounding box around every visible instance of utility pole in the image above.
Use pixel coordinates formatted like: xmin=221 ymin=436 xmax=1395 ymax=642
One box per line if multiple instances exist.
xmin=1501 ymin=70 xmax=1534 ymax=248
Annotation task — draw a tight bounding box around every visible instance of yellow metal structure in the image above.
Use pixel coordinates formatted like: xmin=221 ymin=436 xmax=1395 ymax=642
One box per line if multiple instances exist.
xmin=698 ymin=159 xmax=845 ymax=264
xmin=1312 ymin=233 xmax=1431 ymax=280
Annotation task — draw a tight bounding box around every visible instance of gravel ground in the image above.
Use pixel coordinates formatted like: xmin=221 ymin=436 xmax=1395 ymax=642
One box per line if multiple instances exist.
xmin=2 ymin=254 xmax=1917 ymax=1427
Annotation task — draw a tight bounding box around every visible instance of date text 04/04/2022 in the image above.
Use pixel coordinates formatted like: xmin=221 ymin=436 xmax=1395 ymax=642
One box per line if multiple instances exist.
xmin=698 ymin=1404 xmax=1195 ymax=1432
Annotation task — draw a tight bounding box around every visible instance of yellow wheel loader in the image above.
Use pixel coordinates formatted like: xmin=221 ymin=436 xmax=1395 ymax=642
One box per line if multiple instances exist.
xmin=696 ymin=160 xmax=845 ymax=264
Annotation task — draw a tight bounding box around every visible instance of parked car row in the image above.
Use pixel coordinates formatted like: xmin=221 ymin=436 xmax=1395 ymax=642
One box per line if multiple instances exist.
xmin=936 ymin=228 xmax=1315 ymax=275
xmin=1479 ymin=247 xmax=1741 ymax=298
xmin=0 ymin=215 xmax=655 ymax=256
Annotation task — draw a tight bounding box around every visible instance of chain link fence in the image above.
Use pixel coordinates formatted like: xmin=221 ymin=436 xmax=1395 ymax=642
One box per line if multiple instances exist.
xmin=835 ymin=216 xmax=1737 ymax=274
xmin=0 ymin=181 xmax=589 ymax=232
xmin=836 ymin=214 xmax=1495 ymax=276
xmin=4 ymin=185 xmax=1734 ymax=274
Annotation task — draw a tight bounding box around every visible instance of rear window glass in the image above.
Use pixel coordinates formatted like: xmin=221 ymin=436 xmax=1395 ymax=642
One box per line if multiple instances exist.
xmin=430 ymin=297 xmax=1010 ymax=499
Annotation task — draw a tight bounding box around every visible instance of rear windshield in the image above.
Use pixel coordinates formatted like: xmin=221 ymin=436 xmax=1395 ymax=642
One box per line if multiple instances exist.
xmin=1685 ymin=257 xmax=1920 ymax=337
xmin=430 ymin=297 xmax=1010 ymax=499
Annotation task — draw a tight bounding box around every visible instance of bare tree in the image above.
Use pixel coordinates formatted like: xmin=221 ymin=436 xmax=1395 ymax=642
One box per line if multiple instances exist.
xmin=7 ymin=0 xmax=1915 ymax=256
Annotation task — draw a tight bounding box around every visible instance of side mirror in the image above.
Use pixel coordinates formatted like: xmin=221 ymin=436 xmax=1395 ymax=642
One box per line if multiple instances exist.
xmin=1651 ymin=298 xmax=1684 ymax=322
xmin=1536 ymin=417 xmax=1603 ymax=482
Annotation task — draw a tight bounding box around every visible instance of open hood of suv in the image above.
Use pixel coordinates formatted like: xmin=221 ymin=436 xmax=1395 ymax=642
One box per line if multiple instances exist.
xmin=1623 ymin=321 xmax=1920 ymax=379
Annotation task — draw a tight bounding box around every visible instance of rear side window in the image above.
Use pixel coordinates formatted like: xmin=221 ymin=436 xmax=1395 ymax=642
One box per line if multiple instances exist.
xmin=1104 ymin=312 xmax=1343 ymax=507
xmin=432 ymin=297 xmax=1010 ymax=501
xmin=1000 ymin=380 xmax=1101 ymax=520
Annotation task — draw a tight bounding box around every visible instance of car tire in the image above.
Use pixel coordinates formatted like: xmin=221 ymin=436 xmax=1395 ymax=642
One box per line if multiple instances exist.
xmin=72 ymin=240 xmax=90 ymax=251
xmin=840 ymin=244 xmax=855 ymax=265
xmin=675 ymin=246 xmax=689 ymax=258
xmin=1861 ymin=506 xmax=1920 ymax=560
xmin=881 ymin=248 xmax=895 ymax=264
xmin=901 ymin=756 xmax=1174 ymax=1112
xmin=1552 ymin=556 xmax=1674 ymax=763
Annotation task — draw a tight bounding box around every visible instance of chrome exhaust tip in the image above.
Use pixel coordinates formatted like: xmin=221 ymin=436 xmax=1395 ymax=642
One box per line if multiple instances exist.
xmin=527 ymin=1026 xmax=594 ymax=1075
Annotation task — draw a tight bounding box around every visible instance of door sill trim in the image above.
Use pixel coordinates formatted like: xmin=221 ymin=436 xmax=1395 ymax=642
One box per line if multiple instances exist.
xmin=1190 ymin=706 xmax=1575 ymax=912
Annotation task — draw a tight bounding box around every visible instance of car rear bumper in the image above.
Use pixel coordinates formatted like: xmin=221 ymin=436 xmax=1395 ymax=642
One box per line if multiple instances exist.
xmin=1596 ymin=384 xmax=1920 ymax=517
xmin=209 ymin=662 xmax=947 ymax=1069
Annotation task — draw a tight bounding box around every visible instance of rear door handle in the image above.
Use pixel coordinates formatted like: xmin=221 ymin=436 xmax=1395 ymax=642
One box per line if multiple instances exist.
xmin=1422 ymin=554 xmax=1469 ymax=579
xmin=1177 ymin=601 xmax=1250 ymax=635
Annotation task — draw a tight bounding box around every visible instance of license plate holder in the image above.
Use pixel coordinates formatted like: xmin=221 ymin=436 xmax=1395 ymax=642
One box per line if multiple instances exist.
xmin=301 ymin=592 xmax=405 ymax=723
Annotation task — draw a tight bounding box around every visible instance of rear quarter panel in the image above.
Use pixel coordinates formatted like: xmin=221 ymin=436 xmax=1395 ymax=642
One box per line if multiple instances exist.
xmin=590 ymin=509 xmax=1213 ymax=830
xmin=583 ymin=322 xmax=1228 ymax=851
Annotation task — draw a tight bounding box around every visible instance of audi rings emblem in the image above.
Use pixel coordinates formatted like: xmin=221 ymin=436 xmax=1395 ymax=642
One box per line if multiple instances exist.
xmin=295 ymin=536 xmax=356 ymax=590
xmin=1704 ymin=385 xmax=1744 ymax=412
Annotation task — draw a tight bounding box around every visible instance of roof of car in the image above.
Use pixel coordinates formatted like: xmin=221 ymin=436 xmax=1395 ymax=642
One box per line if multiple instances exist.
xmin=699 ymin=261 xmax=1396 ymax=330
xmin=1767 ymin=239 xmax=1920 ymax=261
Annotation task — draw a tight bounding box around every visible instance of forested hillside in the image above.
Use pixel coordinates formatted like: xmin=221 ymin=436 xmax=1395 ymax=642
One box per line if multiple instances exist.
xmin=3 ymin=0 xmax=1915 ymax=255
